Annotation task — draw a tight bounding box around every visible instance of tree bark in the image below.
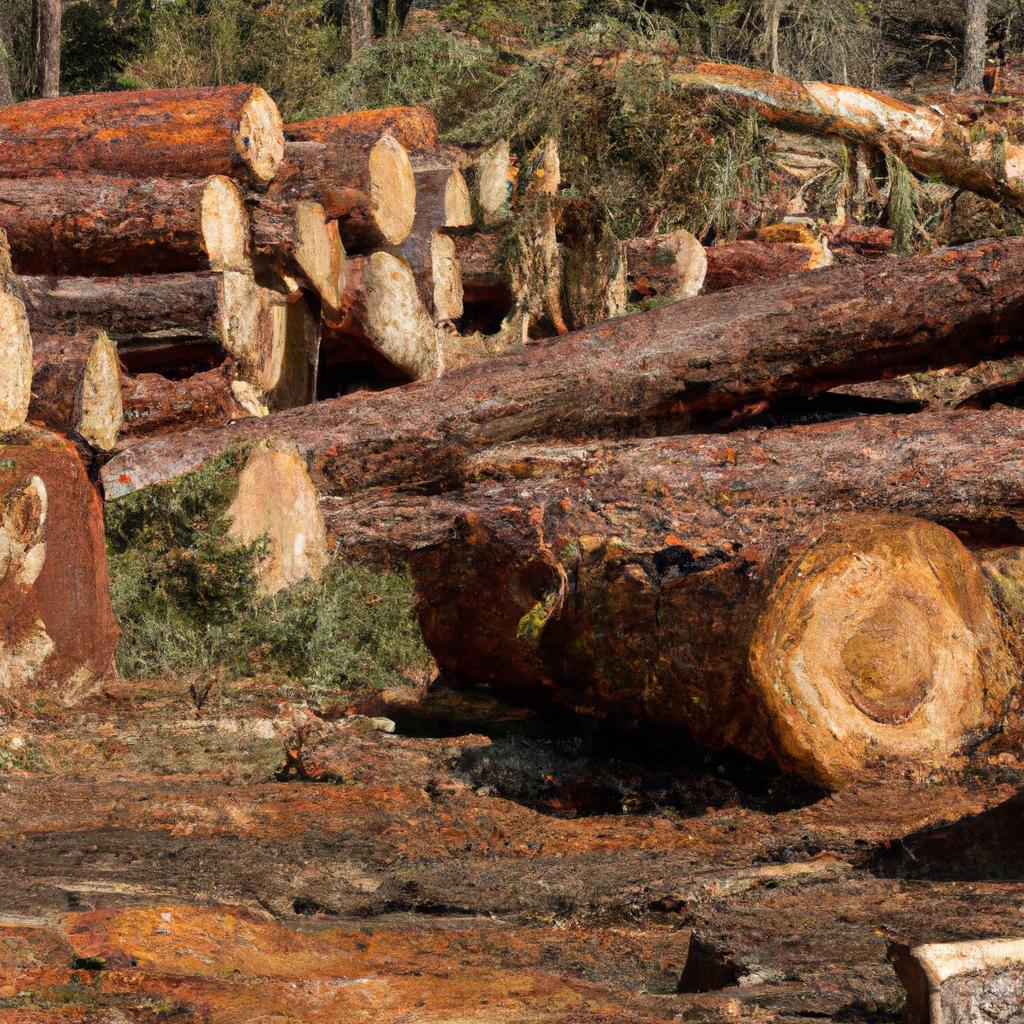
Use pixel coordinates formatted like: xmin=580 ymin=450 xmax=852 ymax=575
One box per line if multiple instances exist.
xmin=0 ymin=84 xmax=284 ymax=185
xmin=399 ymin=408 xmax=1024 ymax=786
xmin=626 ymin=230 xmax=707 ymax=304
xmin=19 ymin=272 xmax=285 ymax=395
xmin=259 ymin=136 xmax=415 ymax=251
xmin=958 ymin=0 xmax=989 ymax=92
xmin=100 ymin=237 xmax=1024 ymax=501
xmin=0 ymin=175 xmax=250 ymax=276
xmin=0 ymin=427 xmax=118 ymax=712
xmin=0 ymin=229 xmax=32 ymax=433
xmin=349 ymin=0 xmax=375 ymax=52
xmin=287 ymin=106 xmax=439 ymax=151
xmin=32 ymin=0 xmax=61 ymax=99
xmin=703 ymin=238 xmax=827 ymax=292
xmin=0 ymin=34 xmax=14 ymax=108
xmin=29 ymin=329 xmax=122 ymax=451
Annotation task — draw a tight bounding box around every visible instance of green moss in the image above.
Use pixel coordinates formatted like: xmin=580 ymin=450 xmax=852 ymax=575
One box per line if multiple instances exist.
xmin=106 ymin=450 xmax=433 ymax=701
xmin=516 ymin=593 xmax=559 ymax=648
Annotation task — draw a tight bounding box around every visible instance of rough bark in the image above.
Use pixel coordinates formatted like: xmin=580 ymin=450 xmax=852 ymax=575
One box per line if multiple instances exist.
xmin=32 ymin=0 xmax=61 ymax=98
xmin=349 ymin=0 xmax=375 ymax=53
xmin=626 ymin=230 xmax=707 ymax=304
xmin=19 ymin=271 xmax=285 ymax=394
xmin=250 ymin=198 xmax=345 ymax=313
xmin=401 ymin=410 xmax=1024 ymax=785
xmin=287 ymin=106 xmax=439 ymax=152
xmin=101 ymin=237 xmax=1024 ymax=500
xmin=821 ymin=223 xmax=894 ymax=262
xmin=29 ymin=329 xmax=123 ymax=451
xmin=262 ymin=136 xmax=416 ymax=251
xmin=667 ymin=58 xmax=1024 ymax=211
xmin=0 ymin=427 xmax=118 ymax=711
xmin=703 ymin=238 xmax=826 ymax=292
xmin=958 ymin=0 xmax=989 ymax=92
xmin=0 ymin=229 xmax=32 ymax=432
xmin=0 ymin=175 xmax=250 ymax=276
xmin=0 ymin=84 xmax=284 ymax=185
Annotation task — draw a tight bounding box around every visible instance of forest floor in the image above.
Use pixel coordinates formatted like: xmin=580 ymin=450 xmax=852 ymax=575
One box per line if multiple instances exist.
xmin=3 ymin=678 xmax=1024 ymax=1022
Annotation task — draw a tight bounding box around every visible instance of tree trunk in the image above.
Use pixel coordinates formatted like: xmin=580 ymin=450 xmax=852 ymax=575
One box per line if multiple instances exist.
xmin=101 ymin=237 xmax=1024 ymax=500
xmin=19 ymin=272 xmax=285 ymax=395
xmin=287 ymin=106 xmax=439 ymax=151
xmin=0 ymin=84 xmax=284 ymax=185
xmin=958 ymin=0 xmax=989 ymax=92
xmin=29 ymin=329 xmax=122 ymax=451
xmin=0 ymin=175 xmax=250 ymax=276
xmin=349 ymin=0 xmax=375 ymax=52
xmin=626 ymin=230 xmax=708 ymax=304
xmin=260 ymin=136 xmax=416 ymax=251
xmin=0 ymin=229 xmax=32 ymax=432
xmin=401 ymin=408 xmax=1024 ymax=786
xmin=0 ymin=427 xmax=118 ymax=712
xmin=32 ymin=0 xmax=61 ymax=99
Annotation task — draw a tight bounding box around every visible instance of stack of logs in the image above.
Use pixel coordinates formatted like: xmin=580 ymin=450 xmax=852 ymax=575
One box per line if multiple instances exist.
xmin=5 ymin=79 xmax=1024 ymax=795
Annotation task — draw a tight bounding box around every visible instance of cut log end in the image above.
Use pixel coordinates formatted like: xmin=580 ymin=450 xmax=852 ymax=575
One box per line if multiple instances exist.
xmin=370 ymin=135 xmax=417 ymax=246
xmin=219 ymin=272 xmax=283 ymax=395
xmin=0 ymin=288 xmax=33 ymax=433
xmin=476 ymin=140 xmax=513 ymax=224
xmin=430 ymin=231 xmax=464 ymax=324
xmin=750 ymin=516 xmax=1016 ymax=786
xmin=444 ymin=170 xmax=473 ymax=228
xmin=201 ymin=176 xmax=250 ymax=272
xmin=78 ymin=330 xmax=123 ymax=451
xmin=294 ymin=201 xmax=347 ymax=313
xmin=235 ymin=86 xmax=285 ymax=185
xmin=227 ymin=441 xmax=328 ymax=595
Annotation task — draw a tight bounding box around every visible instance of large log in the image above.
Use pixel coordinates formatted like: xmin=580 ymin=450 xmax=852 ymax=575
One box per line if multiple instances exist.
xmin=0 ymin=427 xmax=118 ymax=711
xmin=286 ymin=106 xmax=439 ymax=151
xmin=30 ymin=329 xmax=123 ymax=452
xmin=0 ymin=84 xmax=284 ymax=186
xmin=19 ymin=272 xmax=286 ymax=395
xmin=101 ymin=237 xmax=1024 ymax=500
xmin=401 ymin=408 xmax=1024 ymax=785
xmin=0 ymin=230 xmax=32 ymax=432
xmin=262 ymin=136 xmax=416 ymax=251
xmin=0 ymin=175 xmax=251 ymax=276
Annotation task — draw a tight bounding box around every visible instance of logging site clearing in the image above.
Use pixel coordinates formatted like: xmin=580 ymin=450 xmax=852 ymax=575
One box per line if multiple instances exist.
xmin=4 ymin=1 xmax=1024 ymax=1021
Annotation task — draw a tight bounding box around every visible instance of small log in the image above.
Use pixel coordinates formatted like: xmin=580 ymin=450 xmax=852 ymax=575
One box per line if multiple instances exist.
xmin=19 ymin=272 xmax=285 ymax=395
xmin=626 ymin=229 xmax=708 ymax=304
xmin=820 ymin=223 xmax=893 ymax=262
xmin=286 ymin=106 xmax=439 ymax=151
xmin=250 ymin=198 xmax=346 ymax=313
xmin=101 ymin=237 xmax=1024 ymax=499
xmin=0 ymin=230 xmax=32 ymax=432
xmin=470 ymin=140 xmax=516 ymax=226
xmin=119 ymin=362 xmax=266 ymax=444
xmin=889 ymin=937 xmax=1024 ymax=1024
xmin=0 ymin=428 xmax=118 ymax=711
xmin=0 ymin=84 xmax=284 ymax=186
xmin=30 ymin=329 xmax=123 ymax=452
xmin=226 ymin=440 xmax=328 ymax=595
xmin=323 ymin=251 xmax=441 ymax=380
xmin=703 ymin=225 xmax=831 ymax=292
xmin=263 ymin=136 xmax=416 ymax=251
xmin=0 ymin=175 xmax=250 ymax=276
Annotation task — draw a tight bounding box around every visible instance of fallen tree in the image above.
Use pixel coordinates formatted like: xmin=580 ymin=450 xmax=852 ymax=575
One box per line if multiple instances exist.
xmin=0 ymin=84 xmax=284 ymax=186
xmin=0 ymin=175 xmax=251 ymax=276
xmin=102 ymin=237 xmax=1024 ymax=499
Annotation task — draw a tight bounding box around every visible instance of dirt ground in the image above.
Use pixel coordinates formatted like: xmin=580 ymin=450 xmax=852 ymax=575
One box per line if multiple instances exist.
xmin=2 ymin=677 xmax=1024 ymax=1022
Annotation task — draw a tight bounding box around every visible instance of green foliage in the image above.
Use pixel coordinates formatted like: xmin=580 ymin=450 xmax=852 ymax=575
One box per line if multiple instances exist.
xmin=105 ymin=449 xmax=432 ymax=699
xmin=884 ymin=150 xmax=917 ymax=256
xmin=61 ymin=0 xmax=153 ymax=93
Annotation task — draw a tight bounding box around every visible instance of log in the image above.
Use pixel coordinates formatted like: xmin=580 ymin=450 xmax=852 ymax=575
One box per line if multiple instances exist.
xmin=119 ymin=362 xmax=266 ymax=444
xmin=19 ymin=272 xmax=286 ymax=395
xmin=29 ymin=329 xmax=123 ymax=451
xmin=250 ymin=198 xmax=346 ymax=313
xmin=703 ymin=225 xmax=831 ymax=293
xmin=556 ymin=200 xmax=627 ymax=330
xmin=266 ymin=290 xmax=321 ymax=412
xmin=0 ymin=230 xmax=32 ymax=432
xmin=448 ymin=228 xmax=513 ymax=308
xmin=286 ymin=106 xmax=439 ymax=152
xmin=101 ymin=237 xmax=1024 ymax=499
xmin=0 ymin=427 xmax=118 ymax=711
xmin=0 ymin=175 xmax=250 ymax=276
xmin=470 ymin=140 xmax=516 ymax=226
xmin=0 ymin=84 xmax=284 ymax=186
xmin=626 ymin=230 xmax=707 ymax=304
xmin=820 ymin=223 xmax=893 ymax=262
xmin=667 ymin=59 xmax=1024 ymax=211
xmin=263 ymin=136 xmax=416 ymax=251
xmin=400 ymin=409 xmax=1024 ymax=785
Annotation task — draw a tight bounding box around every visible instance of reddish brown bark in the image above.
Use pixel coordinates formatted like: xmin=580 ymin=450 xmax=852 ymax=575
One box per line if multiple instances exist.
xmin=703 ymin=239 xmax=822 ymax=292
xmin=101 ymin=238 xmax=1024 ymax=500
xmin=821 ymin=224 xmax=894 ymax=262
xmin=0 ymin=84 xmax=284 ymax=185
xmin=0 ymin=427 xmax=117 ymax=711
xmin=286 ymin=107 xmax=439 ymax=152
xmin=0 ymin=175 xmax=250 ymax=276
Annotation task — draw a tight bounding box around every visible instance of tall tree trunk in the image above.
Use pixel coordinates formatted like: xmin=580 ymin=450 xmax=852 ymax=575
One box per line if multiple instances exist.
xmin=768 ymin=0 xmax=784 ymax=74
xmin=350 ymin=0 xmax=374 ymax=52
xmin=32 ymin=0 xmax=61 ymax=99
xmin=959 ymin=0 xmax=989 ymax=92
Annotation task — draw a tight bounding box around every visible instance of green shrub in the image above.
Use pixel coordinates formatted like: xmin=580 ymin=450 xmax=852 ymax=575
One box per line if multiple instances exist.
xmin=105 ymin=448 xmax=433 ymax=699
